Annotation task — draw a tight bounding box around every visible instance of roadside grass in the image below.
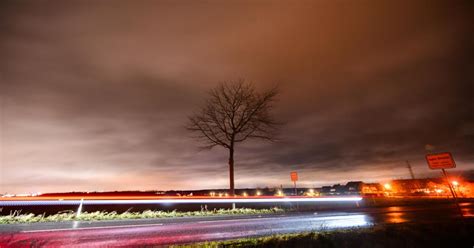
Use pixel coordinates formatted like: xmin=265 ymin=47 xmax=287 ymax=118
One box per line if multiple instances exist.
xmin=0 ymin=207 xmax=283 ymax=224
xmin=177 ymin=220 xmax=474 ymax=248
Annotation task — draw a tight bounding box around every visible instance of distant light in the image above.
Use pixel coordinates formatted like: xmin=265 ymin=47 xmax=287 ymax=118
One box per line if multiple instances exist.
xmin=384 ymin=183 xmax=391 ymax=190
xmin=276 ymin=190 xmax=284 ymax=196
xmin=306 ymin=188 xmax=316 ymax=196
xmin=256 ymin=190 xmax=262 ymax=196
xmin=435 ymin=189 xmax=443 ymax=193
xmin=242 ymin=192 xmax=248 ymax=197
xmin=452 ymin=181 xmax=459 ymax=186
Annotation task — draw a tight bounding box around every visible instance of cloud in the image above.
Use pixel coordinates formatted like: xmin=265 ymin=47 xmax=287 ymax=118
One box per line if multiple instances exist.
xmin=0 ymin=0 xmax=472 ymax=193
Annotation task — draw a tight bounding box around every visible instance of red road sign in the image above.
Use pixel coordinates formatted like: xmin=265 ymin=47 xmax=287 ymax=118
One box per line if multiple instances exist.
xmin=290 ymin=171 xmax=298 ymax=181
xmin=426 ymin=152 xmax=456 ymax=169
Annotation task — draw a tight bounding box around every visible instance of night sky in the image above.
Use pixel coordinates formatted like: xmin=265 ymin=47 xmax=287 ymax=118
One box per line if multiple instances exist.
xmin=1 ymin=1 xmax=473 ymax=193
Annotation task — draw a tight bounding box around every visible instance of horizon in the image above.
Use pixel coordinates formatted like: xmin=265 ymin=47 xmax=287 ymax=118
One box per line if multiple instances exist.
xmin=3 ymin=169 xmax=473 ymax=195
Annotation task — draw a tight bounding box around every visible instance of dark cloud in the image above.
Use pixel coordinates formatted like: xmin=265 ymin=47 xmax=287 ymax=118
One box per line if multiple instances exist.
xmin=0 ymin=0 xmax=473 ymax=193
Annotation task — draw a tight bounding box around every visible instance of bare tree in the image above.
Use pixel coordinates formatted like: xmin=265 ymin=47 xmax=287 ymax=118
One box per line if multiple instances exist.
xmin=187 ymin=79 xmax=279 ymax=196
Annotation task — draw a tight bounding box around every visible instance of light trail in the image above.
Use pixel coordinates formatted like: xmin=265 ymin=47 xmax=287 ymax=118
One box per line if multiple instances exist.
xmin=0 ymin=197 xmax=362 ymax=206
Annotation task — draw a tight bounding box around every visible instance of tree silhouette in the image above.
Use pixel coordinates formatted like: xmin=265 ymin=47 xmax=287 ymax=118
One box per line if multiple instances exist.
xmin=187 ymin=79 xmax=279 ymax=196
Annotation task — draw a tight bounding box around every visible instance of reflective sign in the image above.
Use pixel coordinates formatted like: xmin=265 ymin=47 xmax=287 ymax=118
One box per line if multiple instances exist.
xmin=426 ymin=152 xmax=456 ymax=169
xmin=290 ymin=171 xmax=298 ymax=181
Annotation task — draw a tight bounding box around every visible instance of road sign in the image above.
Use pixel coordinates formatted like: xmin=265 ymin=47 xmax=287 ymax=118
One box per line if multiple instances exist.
xmin=425 ymin=151 xmax=463 ymax=218
xmin=290 ymin=171 xmax=298 ymax=181
xmin=290 ymin=171 xmax=298 ymax=197
xmin=426 ymin=152 xmax=456 ymax=169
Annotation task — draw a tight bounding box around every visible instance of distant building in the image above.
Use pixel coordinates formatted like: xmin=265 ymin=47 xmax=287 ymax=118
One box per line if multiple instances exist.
xmin=315 ymin=178 xmax=474 ymax=197
xmin=320 ymin=181 xmax=376 ymax=196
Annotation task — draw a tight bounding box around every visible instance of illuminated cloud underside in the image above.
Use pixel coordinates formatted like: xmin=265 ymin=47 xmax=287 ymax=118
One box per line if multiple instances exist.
xmin=0 ymin=1 xmax=472 ymax=193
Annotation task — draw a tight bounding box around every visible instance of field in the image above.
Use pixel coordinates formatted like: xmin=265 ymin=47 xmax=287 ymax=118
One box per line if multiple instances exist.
xmin=0 ymin=207 xmax=283 ymax=224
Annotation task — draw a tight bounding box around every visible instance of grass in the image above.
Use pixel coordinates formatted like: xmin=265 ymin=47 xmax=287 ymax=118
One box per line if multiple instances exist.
xmin=0 ymin=207 xmax=283 ymax=224
xmin=176 ymin=220 xmax=474 ymax=248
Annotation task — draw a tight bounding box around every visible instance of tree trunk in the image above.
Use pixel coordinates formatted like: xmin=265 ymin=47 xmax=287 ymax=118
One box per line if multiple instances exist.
xmin=229 ymin=146 xmax=235 ymax=196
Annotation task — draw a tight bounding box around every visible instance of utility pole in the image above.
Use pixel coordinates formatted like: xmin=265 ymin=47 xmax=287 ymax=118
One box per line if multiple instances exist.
xmin=441 ymin=169 xmax=462 ymax=216
xmin=406 ymin=160 xmax=415 ymax=179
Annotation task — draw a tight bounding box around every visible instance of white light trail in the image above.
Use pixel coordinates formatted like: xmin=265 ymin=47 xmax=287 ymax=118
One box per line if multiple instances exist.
xmin=0 ymin=197 xmax=362 ymax=206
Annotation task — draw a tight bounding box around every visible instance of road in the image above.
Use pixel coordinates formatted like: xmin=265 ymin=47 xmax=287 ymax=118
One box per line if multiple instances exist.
xmin=1 ymin=202 xmax=472 ymax=247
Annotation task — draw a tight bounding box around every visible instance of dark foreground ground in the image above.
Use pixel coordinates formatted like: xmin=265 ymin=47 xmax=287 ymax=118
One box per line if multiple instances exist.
xmin=199 ymin=220 xmax=474 ymax=248
xmin=0 ymin=200 xmax=473 ymax=247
